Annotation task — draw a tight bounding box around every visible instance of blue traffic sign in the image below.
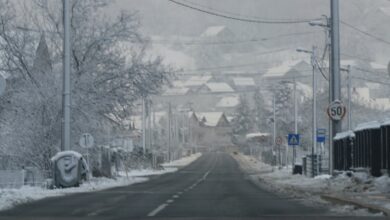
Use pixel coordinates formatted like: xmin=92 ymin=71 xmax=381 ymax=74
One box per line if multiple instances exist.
xmin=288 ymin=134 xmax=300 ymax=146
xmin=317 ymin=128 xmax=326 ymax=143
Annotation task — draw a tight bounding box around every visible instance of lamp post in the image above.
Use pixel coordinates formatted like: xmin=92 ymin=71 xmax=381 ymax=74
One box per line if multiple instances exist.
xmin=297 ymin=46 xmax=318 ymax=176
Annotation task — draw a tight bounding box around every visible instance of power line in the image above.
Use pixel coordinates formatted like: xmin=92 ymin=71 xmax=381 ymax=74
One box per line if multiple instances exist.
xmin=352 ymin=75 xmax=390 ymax=86
xmin=340 ymin=20 xmax=390 ymax=46
xmin=152 ymin=32 xmax=318 ymax=46
xmin=167 ymin=0 xmax=321 ymax=24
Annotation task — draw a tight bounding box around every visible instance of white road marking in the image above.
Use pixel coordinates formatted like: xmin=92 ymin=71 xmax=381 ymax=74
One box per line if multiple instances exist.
xmin=177 ymin=191 xmax=183 ymax=194
xmin=147 ymin=203 xmax=168 ymax=217
xmin=173 ymin=194 xmax=179 ymax=198
xmin=166 ymin=199 xmax=174 ymax=203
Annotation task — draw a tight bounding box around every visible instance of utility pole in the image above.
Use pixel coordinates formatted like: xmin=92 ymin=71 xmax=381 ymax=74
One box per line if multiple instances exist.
xmin=330 ymin=0 xmax=341 ymax=175
xmin=311 ymin=46 xmax=318 ymax=175
xmin=61 ymin=0 xmax=71 ymax=151
xmin=142 ymin=97 xmax=146 ymax=155
xmin=347 ymin=65 xmax=352 ymax=130
xmin=273 ymin=95 xmax=276 ymax=166
xmin=168 ymin=103 xmax=172 ymax=162
xmin=293 ymin=77 xmax=298 ymax=166
xmin=148 ymin=100 xmax=153 ymax=149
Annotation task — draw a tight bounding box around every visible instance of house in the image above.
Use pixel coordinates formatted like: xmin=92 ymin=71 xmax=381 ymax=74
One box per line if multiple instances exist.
xmin=163 ymin=87 xmax=191 ymax=96
xmin=232 ymin=77 xmax=256 ymax=90
xmin=193 ymin=112 xmax=232 ymax=148
xmin=183 ymin=75 xmax=212 ymax=89
xmin=262 ymin=59 xmax=311 ymax=82
xmin=196 ymin=112 xmax=230 ymax=127
xmin=216 ymin=96 xmax=240 ymax=108
xmin=198 ymin=83 xmax=235 ymax=94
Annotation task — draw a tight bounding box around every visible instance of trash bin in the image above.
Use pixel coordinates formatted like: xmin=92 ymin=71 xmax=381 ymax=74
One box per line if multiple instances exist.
xmin=51 ymin=151 xmax=89 ymax=188
xmin=293 ymin=164 xmax=302 ymax=175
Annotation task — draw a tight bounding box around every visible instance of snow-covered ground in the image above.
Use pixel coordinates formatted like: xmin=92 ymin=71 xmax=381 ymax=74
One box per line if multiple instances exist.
xmin=0 ymin=153 xmax=202 ymax=211
xmin=161 ymin=152 xmax=202 ymax=168
xmin=232 ymin=152 xmax=389 ymax=216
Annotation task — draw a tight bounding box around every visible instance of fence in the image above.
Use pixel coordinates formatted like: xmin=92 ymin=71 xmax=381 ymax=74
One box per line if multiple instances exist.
xmin=333 ymin=121 xmax=390 ymax=177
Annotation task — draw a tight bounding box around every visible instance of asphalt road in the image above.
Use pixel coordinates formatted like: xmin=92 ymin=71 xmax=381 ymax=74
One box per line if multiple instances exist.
xmin=0 ymin=152 xmax=385 ymax=220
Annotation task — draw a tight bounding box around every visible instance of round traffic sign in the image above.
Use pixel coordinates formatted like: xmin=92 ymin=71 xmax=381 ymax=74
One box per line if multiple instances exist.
xmin=275 ymin=136 xmax=283 ymax=145
xmin=327 ymin=100 xmax=346 ymax=121
xmin=79 ymin=133 xmax=94 ymax=148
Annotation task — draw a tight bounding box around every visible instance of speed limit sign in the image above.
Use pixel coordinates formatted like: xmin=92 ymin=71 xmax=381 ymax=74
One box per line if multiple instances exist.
xmin=327 ymin=100 xmax=346 ymax=121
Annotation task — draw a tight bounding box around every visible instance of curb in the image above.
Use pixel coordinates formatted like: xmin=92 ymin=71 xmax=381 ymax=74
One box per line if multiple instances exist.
xmin=321 ymin=194 xmax=390 ymax=216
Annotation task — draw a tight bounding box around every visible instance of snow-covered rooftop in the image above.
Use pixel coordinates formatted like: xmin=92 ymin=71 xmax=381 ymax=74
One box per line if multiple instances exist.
xmin=354 ymin=121 xmax=380 ymax=132
xmin=246 ymin=132 xmax=271 ymax=139
xmin=216 ymin=96 xmax=239 ymax=108
xmin=334 ymin=130 xmax=355 ymax=140
xmin=263 ymin=60 xmax=303 ymax=78
xmin=201 ymin=26 xmax=226 ymax=37
xmin=205 ymin=83 xmax=234 ymax=93
xmin=233 ymin=77 xmax=255 ymax=86
xmin=197 ymin=112 xmax=225 ymax=127
xmin=184 ymin=75 xmax=212 ymax=87
xmin=163 ymin=87 xmax=190 ymax=96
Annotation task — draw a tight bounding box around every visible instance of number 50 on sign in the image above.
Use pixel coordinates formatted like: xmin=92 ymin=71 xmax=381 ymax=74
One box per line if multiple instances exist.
xmin=327 ymin=100 xmax=346 ymax=121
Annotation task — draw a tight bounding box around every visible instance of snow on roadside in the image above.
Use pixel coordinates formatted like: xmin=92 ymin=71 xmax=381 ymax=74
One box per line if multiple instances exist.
xmin=0 ymin=176 xmax=147 ymax=211
xmin=232 ymin=152 xmax=387 ymax=216
xmin=161 ymin=152 xmax=202 ymax=168
xmin=0 ymin=153 xmax=202 ymax=211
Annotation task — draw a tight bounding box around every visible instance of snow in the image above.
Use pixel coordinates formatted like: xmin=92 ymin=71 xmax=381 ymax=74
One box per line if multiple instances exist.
xmin=216 ymin=96 xmax=239 ymax=108
xmin=379 ymin=7 xmax=390 ymax=17
xmin=233 ymin=153 xmax=390 ymax=216
xmin=161 ymin=153 xmax=202 ymax=167
xmin=200 ymin=26 xmax=226 ymax=37
xmin=184 ymin=75 xmax=212 ymax=87
xmin=370 ymin=62 xmax=388 ymax=70
xmin=334 ymin=130 xmax=355 ymax=140
xmin=0 ymin=153 xmax=202 ymax=211
xmin=163 ymin=87 xmax=190 ymax=96
xmin=0 ymin=177 xmax=147 ymax=211
xmin=232 ymin=77 xmax=255 ymax=86
xmin=263 ymin=60 xmax=303 ymax=78
xmin=205 ymin=83 xmax=234 ymax=93
xmin=50 ymin=151 xmax=83 ymax=162
xmin=354 ymin=121 xmax=380 ymax=132
xmin=147 ymin=44 xmax=195 ymax=69
xmin=381 ymin=118 xmax=390 ymax=126
xmin=246 ymin=132 xmax=270 ymax=139
xmin=196 ymin=112 xmax=225 ymax=127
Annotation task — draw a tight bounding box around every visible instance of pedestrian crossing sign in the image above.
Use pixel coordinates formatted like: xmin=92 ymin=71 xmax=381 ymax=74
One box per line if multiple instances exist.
xmin=288 ymin=134 xmax=300 ymax=146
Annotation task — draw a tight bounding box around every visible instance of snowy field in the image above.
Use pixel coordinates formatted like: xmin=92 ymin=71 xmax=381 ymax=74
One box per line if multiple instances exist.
xmin=0 ymin=153 xmax=202 ymax=211
xmin=233 ymin=152 xmax=390 ymax=216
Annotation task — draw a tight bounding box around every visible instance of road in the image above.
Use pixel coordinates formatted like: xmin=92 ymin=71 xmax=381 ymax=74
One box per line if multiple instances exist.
xmin=0 ymin=152 xmax=385 ymax=220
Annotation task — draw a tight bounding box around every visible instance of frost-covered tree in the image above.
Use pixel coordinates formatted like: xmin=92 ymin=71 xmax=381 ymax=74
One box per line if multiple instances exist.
xmin=0 ymin=0 xmax=172 ymax=171
xmin=274 ymin=81 xmax=294 ymax=135
xmin=253 ymin=88 xmax=269 ymax=131
xmin=232 ymin=95 xmax=253 ymax=136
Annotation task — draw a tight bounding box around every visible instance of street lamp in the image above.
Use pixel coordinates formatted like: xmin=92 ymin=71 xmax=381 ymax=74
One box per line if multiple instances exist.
xmin=296 ymin=46 xmax=319 ymax=176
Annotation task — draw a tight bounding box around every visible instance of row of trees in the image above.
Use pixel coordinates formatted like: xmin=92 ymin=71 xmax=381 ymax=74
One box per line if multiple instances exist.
xmin=0 ymin=0 xmax=172 ymax=171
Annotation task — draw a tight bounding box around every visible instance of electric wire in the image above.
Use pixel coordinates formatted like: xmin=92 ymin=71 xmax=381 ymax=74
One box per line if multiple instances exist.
xmin=167 ymin=0 xmax=321 ymax=24
xmin=341 ymin=20 xmax=390 ymax=46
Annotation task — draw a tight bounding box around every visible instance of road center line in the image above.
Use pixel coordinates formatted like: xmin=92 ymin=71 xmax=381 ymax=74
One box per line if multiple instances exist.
xmin=147 ymin=203 xmax=168 ymax=217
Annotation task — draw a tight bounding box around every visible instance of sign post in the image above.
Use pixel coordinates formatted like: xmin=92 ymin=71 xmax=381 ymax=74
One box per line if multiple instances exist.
xmin=79 ymin=133 xmax=94 ymax=175
xmin=275 ymin=136 xmax=283 ymax=167
xmin=327 ymin=100 xmax=346 ymax=121
xmin=288 ymin=134 xmax=300 ymax=169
